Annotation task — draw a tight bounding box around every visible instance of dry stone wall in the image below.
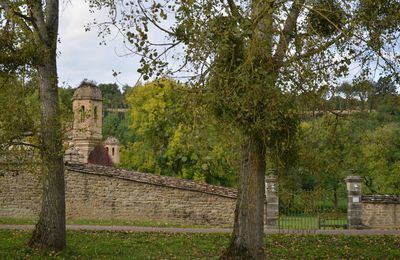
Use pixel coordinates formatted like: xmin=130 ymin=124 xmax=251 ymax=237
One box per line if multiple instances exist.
xmin=0 ymin=164 xmax=237 ymax=227
xmin=362 ymin=195 xmax=400 ymax=229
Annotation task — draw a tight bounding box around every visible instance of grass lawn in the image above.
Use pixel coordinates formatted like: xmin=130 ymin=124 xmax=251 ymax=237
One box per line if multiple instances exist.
xmin=1 ymin=229 xmax=399 ymax=259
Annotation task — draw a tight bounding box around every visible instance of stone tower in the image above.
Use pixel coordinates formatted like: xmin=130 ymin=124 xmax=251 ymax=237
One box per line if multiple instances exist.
xmin=72 ymin=81 xmax=103 ymax=162
xmin=104 ymin=136 xmax=120 ymax=164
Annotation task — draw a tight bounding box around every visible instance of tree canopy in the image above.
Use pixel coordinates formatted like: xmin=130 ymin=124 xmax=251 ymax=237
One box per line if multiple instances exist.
xmin=89 ymin=0 xmax=400 ymax=258
xmin=120 ymin=78 xmax=240 ymax=186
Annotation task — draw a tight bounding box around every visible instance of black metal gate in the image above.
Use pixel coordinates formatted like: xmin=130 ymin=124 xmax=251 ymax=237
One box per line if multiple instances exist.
xmin=278 ymin=187 xmax=347 ymax=231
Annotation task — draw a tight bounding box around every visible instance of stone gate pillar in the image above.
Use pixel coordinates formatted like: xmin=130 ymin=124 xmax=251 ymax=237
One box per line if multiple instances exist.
xmin=345 ymin=175 xmax=363 ymax=229
xmin=265 ymin=175 xmax=278 ymax=228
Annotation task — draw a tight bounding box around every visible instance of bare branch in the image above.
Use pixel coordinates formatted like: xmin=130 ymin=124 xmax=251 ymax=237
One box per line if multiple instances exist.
xmin=273 ymin=0 xmax=306 ymax=69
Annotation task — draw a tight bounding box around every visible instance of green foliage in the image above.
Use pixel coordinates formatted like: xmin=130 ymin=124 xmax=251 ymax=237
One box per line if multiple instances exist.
xmin=0 ymin=17 xmax=36 ymax=74
xmin=117 ymin=121 xmax=135 ymax=146
xmin=103 ymin=113 xmax=120 ymax=139
xmin=0 ymin=77 xmax=37 ymax=143
xmin=58 ymin=87 xmax=74 ymax=115
xmin=359 ymin=0 xmax=400 ymax=50
xmin=0 ymin=80 xmax=75 ymax=146
xmin=0 ymin=77 xmax=77 ymax=169
xmin=99 ymin=83 xmax=134 ymax=145
xmin=58 ymin=87 xmax=75 ymax=132
xmin=308 ymin=0 xmax=346 ymax=37
xmin=121 ymin=141 xmax=161 ymax=174
xmin=0 ymin=76 xmax=40 ymax=168
xmin=98 ymin=83 xmax=127 ymax=109
xmin=90 ymin=0 xmax=400 ymax=187
xmin=295 ymin=78 xmax=400 ymax=192
xmin=297 ymin=115 xmax=358 ymax=189
xmin=290 ymin=109 xmax=400 ymax=195
xmin=120 ymin=78 xmax=240 ymax=186
xmin=361 ymin=123 xmax=400 ymax=194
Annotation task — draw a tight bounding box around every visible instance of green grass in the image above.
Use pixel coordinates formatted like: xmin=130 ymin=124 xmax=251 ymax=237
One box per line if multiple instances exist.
xmin=279 ymin=216 xmax=320 ymax=229
xmin=0 ymin=217 xmax=209 ymax=228
xmin=0 ymin=217 xmax=37 ymax=225
xmin=67 ymin=219 xmax=209 ymax=228
xmin=265 ymin=234 xmax=400 ymax=259
xmin=1 ymin=230 xmax=399 ymax=259
xmin=0 ymin=230 xmax=227 ymax=259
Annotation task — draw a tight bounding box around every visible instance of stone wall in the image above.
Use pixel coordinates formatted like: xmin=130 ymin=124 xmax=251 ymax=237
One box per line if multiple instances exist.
xmin=0 ymin=164 xmax=237 ymax=227
xmin=0 ymin=168 xmax=41 ymax=217
xmin=362 ymin=195 xmax=400 ymax=229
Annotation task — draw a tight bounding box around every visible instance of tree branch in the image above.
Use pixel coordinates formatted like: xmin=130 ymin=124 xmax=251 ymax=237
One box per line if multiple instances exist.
xmin=8 ymin=141 xmax=40 ymax=149
xmin=44 ymin=0 xmax=59 ymax=44
xmin=29 ymin=0 xmax=49 ymax=46
xmin=137 ymin=0 xmax=174 ymax=36
xmin=0 ymin=1 xmax=34 ymax=33
xmin=285 ymin=33 xmax=344 ymax=64
xmin=273 ymin=0 xmax=306 ymax=69
xmin=225 ymin=0 xmax=241 ymax=19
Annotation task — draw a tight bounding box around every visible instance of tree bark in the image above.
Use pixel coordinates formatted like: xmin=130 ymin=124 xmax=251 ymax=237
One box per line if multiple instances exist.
xmin=29 ymin=47 xmax=66 ymax=251
xmin=28 ymin=0 xmax=66 ymax=251
xmin=220 ymin=135 xmax=266 ymax=260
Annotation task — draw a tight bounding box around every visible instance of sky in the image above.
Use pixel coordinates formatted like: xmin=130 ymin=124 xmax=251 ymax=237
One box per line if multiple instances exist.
xmin=58 ymin=1 xmax=141 ymax=88
xmin=56 ymin=2 xmax=397 ymax=90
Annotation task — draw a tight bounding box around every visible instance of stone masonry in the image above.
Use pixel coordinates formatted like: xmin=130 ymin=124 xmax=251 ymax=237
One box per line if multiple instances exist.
xmin=346 ymin=175 xmax=363 ymax=228
xmin=0 ymin=168 xmax=41 ymax=217
xmin=361 ymin=195 xmax=400 ymax=229
xmin=0 ymin=163 xmax=237 ymax=227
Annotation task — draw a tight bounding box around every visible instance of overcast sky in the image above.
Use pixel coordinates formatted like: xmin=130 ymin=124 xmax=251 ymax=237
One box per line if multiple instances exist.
xmin=58 ymin=1 xmax=141 ymax=88
xmin=57 ymin=2 xmax=395 ymax=90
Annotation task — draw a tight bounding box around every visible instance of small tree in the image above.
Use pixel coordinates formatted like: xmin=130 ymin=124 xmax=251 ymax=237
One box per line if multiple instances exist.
xmin=0 ymin=0 xmax=66 ymax=250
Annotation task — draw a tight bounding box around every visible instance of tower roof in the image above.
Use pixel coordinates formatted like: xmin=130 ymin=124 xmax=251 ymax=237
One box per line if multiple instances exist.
xmin=104 ymin=136 xmax=120 ymax=145
xmin=73 ymin=81 xmax=102 ymax=101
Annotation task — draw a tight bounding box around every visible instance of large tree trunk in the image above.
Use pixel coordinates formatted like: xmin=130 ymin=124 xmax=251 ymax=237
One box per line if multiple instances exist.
xmin=221 ymin=135 xmax=266 ymax=260
xmin=29 ymin=48 xmax=66 ymax=251
xmin=29 ymin=0 xmax=66 ymax=250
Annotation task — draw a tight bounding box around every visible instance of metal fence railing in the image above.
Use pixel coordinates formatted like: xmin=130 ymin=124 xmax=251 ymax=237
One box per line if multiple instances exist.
xmin=278 ymin=188 xmax=348 ymax=231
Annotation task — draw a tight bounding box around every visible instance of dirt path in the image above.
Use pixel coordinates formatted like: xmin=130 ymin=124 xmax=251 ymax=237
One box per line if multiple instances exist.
xmin=0 ymin=224 xmax=399 ymax=235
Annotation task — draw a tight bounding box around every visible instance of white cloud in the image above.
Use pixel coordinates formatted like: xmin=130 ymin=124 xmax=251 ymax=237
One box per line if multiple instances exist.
xmin=57 ymin=1 xmax=140 ymax=88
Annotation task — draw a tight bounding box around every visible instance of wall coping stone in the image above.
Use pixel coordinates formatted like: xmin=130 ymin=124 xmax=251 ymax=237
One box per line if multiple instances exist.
xmin=362 ymin=195 xmax=400 ymax=204
xmin=65 ymin=163 xmax=238 ymax=199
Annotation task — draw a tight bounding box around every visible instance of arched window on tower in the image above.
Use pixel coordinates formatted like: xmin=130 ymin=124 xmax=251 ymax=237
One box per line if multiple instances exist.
xmin=94 ymin=106 xmax=98 ymax=121
xmin=112 ymin=147 xmax=115 ymax=156
xmin=80 ymin=105 xmax=85 ymax=122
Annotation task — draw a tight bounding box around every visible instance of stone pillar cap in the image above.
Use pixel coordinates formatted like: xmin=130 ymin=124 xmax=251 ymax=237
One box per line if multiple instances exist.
xmin=345 ymin=175 xmax=363 ymax=182
xmin=265 ymin=175 xmax=277 ymax=181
